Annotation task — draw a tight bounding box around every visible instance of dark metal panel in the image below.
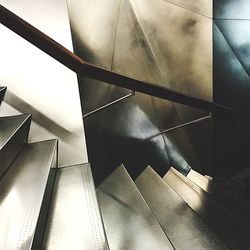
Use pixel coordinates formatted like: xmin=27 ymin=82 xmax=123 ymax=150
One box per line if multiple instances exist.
xmin=214 ymin=0 xmax=250 ymax=19
xmin=187 ymin=169 xmax=250 ymax=226
xmin=213 ymin=21 xmax=250 ymax=177
xmin=216 ymin=20 xmax=250 ymax=77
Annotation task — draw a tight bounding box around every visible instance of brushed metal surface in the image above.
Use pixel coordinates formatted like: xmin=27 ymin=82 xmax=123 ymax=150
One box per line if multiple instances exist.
xmin=164 ymin=167 xmax=250 ymax=249
xmin=136 ymin=166 xmax=227 ymax=250
xmin=0 ymin=114 xmax=31 ymax=178
xmin=131 ymin=0 xmax=212 ymax=122
xmin=0 ymin=86 xmax=6 ymax=105
xmin=97 ymin=165 xmax=173 ymax=250
xmin=43 ymin=164 xmax=108 ymax=250
xmin=67 ymin=0 xmax=131 ymax=114
xmin=162 ymin=0 xmax=212 ymax=18
xmin=0 ymin=139 xmax=57 ymax=250
xmin=76 ymin=0 xmax=214 ymax=183
xmin=187 ymin=169 xmax=250 ymax=225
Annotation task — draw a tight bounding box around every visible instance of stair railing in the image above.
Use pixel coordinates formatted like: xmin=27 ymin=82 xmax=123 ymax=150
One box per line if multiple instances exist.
xmin=0 ymin=4 xmax=238 ymax=117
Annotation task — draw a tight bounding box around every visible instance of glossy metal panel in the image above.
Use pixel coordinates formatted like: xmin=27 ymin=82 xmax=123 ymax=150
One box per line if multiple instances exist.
xmin=72 ymin=0 xmax=214 ymax=182
xmin=79 ymin=0 xmax=172 ymax=183
xmin=0 ymin=114 xmax=31 ymax=178
xmin=0 ymin=0 xmax=88 ymax=166
xmin=216 ymin=20 xmax=250 ymax=76
xmin=112 ymin=0 xmax=162 ymax=84
xmin=131 ymin=0 xmax=212 ymax=123
xmin=97 ymin=165 xmax=173 ymax=250
xmin=136 ymin=166 xmax=226 ymax=249
xmin=130 ymin=0 xmax=212 ymax=102
xmin=164 ymin=117 xmax=213 ymax=175
xmin=67 ymin=0 xmax=131 ymax=114
xmin=214 ymin=0 xmax=250 ymax=19
xmin=213 ymin=22 xmax=250 ymax=177
xmin=164 ymin=167 xmax=250 ymax=249
xmin=0 ymin=140 xmax=57 ymax=250
xmin=43 ymin=164 xmax=108 ymax=250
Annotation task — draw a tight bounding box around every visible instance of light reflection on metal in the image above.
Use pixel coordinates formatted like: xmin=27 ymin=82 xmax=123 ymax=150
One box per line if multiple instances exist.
xmin=83 ymin=91 xmax=135 ymax=119
xmin=146 ymin=113 xmax=212 ymax=141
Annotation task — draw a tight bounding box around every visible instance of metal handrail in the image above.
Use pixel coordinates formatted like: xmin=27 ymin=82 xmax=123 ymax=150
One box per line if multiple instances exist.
xmin=146 ymin=114 xmax=212 ymax=140
xmin=0 ymin=4 xmax=238 ymax=116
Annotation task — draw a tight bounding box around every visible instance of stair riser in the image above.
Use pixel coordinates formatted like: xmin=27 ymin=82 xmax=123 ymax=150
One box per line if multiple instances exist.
xmin=0 ymin=87 xmax=7 ymax=105
xmin=0 ymin=115 xmax=31 ymax=179
xmin=32 ymin=168 xmax=57 ymax=250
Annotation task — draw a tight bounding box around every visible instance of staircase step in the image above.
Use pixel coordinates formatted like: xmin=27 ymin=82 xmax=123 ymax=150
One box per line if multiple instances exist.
xmin=0 ymin=140 xmax=57 ymax=250
xmin=164 ymin=167 xmax=250 ymax=249
xmin=97 ymin=165 xmax=173 ymax=250
xmin=0 ymin=86 xmax=7 ymax=105
xmin=187 ymin=169 xmax=250 ymax=225
xmin=0 ymin=114 xmax=31 ymax=178
xmin=43 ymin=163 xmax=108 ymax=250
xmin=135 ymin=166 xmax=227 ymax=250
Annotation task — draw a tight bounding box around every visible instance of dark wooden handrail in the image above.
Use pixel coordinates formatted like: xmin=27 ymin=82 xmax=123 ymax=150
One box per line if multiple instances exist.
xmin=0 ymin=4 xmax=237 ymax=115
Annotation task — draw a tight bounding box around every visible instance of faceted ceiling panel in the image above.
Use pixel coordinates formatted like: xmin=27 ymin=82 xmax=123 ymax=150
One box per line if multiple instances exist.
xmin=214 ymin=0 xmax=250 ymax=19
xmin=215 ymin=20 xmax=250 ymax=77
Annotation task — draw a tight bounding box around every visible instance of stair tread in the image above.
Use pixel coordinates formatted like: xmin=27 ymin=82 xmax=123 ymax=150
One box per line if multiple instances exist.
xmin=187 ymin=169 xmax=250 ymax=224
xmin=97 ymin=165 xmax=173 ymax=250
xmin=0 ymin=140 xmax=57 ymax=250
xmin=43 ymin=163 xmax=108 ymax=250
xmin=0 ymin=114 xmax=30 ymax=148
xmin=164 ymin=167 xmax=250 ymax=249
xmin=136 ymin=166 xmax=227 ymax=250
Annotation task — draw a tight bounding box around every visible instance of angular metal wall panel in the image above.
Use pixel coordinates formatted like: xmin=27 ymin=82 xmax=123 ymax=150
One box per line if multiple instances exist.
xmin=163 ymin=0 xmax=212 ymax=18
xmin=68 ymin=0 xmax=214 ymax=181
xmin=214 ymin=0 xmax=250 ymax=19
xmin=130 ymin=0 xmax=212 ymax=103
xmin=67 ymin=0 xmax=131 ymax=114
xmin=213 ymin=20 xmax=250 ymax=177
